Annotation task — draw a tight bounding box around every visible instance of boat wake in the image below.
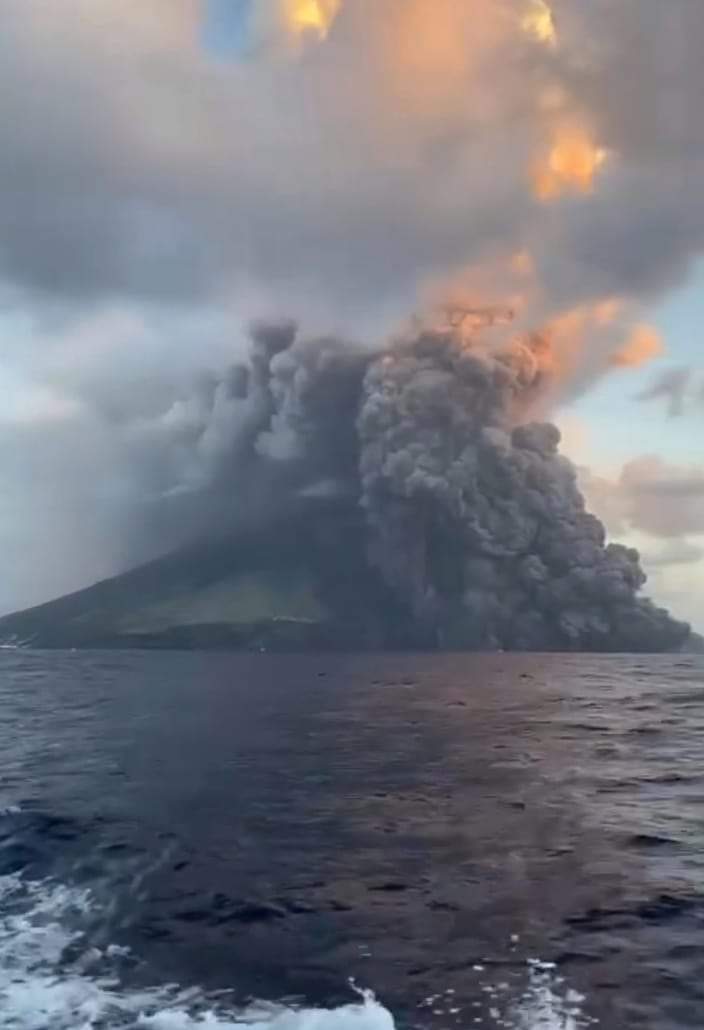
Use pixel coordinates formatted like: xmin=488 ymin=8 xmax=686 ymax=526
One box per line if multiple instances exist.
xmin=0 ymin=867 xmax=588 ymax=1029
xmin=0 ymin=869 xmax=395 ymax=1029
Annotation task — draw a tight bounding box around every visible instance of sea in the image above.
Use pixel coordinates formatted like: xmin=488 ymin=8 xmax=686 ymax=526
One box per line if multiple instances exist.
xmin=0 ymin=650 xmax=702 ymax=1030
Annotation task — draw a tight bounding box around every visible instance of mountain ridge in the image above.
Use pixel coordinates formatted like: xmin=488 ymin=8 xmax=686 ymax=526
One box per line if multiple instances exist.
xmin=1 ymin=499 xmax=700 ymax=653
xmin=0 ymin=502 xmax=416 ymax=651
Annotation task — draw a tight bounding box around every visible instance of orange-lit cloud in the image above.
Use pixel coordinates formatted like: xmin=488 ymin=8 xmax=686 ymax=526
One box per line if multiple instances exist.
xmin=510 ymin=249 xmax=535 ymax=279
xmin=418 ymin=248 xmax=661 ymax=408
xmin=528 ymin=302 xmax=664 ymax=405
xmin=611 ymin=324 xmax=664 ymax=368
xmin=521 ymin=0 xmax=557 ymax=47
xmin=519 ymin=299 xmax=643 ymax=402
xmin=281 ymin=0 xmax=342 ymax=43
xmin=418 ymin=249 xmax=537 ymax=348
xmin=533 ymin=127 xmax=608 ymax=201
xmin=369 ymin=0 xmax=504 ymax=121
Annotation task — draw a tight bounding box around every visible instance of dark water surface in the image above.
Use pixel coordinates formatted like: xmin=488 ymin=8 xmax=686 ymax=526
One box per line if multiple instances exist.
xmin=0 ymin=651 xmax=703 ymax=1028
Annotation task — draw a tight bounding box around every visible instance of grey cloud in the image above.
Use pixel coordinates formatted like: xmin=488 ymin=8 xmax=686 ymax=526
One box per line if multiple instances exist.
xmin=642 ymin=540 xmax=704 ymax=569
xmin=621 ymin=457 xmax=704 ymax=537
xmin=539 ymin=173 xmax=704 ymax=307
xmin=637 ymin=367 xmax=694 ymax=417
xmin=1 ymin=0 xmax=704 ymax=322
xmin=543 ymin=0 xmax=704 ymax=298
xmin=637 ymin=367 xmax=704 ymax=418
xmin=580 ymin=455 xmax=704 ymax=541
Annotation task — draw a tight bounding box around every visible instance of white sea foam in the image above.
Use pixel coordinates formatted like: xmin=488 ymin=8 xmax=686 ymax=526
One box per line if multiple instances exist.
xmin=0 ymin=872 xmax=588 ymax=1030
xmin=507 ymin=960 xmax=588 ymax=1029
xmin=0 ymin=873 xmax=395 ymax=1030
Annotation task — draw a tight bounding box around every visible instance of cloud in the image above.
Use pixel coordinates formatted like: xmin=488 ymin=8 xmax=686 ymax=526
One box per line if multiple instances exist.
xmin=576 ymin=454 xmax=704 ymax=631
xmin=637 ymin=367 xmax=704 ymax=417
xmin=0 ymin=305 xmax=252 ymax=612
xmin=642 ymin=540 xmax=704 ymax=568
xmin=610 ymin=325 xmax=663 ymax=369
xmin=1 ymin=0 xmax=704 ymax=612
xmin=0 ymin=0 xmax=702 ymax=324
xmin=580 ymin=455 xmax=704 ymax=540
xmin=638 ymin=539 xmax=704 ymax=634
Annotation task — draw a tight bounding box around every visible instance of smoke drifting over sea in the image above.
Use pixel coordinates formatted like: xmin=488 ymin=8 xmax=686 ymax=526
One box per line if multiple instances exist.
xmin=160 ymin=316 xmax=688 ymax=652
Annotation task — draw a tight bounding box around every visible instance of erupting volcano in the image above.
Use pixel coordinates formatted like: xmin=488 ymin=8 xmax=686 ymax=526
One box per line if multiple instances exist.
xmin=0 ymin=315 xmax=691 ymax=652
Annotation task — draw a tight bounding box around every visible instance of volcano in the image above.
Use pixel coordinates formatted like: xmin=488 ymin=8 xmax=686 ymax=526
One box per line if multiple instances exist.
xmin=0 ymin=324 xmax=695 ymax=654
xmin=0 ymin=493 xmax=698 ymax=652
xmin=0 ymin=501 xmax=417 ymax=651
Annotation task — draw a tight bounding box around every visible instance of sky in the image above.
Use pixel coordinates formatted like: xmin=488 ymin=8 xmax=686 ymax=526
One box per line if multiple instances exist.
xmin=559 ymin=267 xmax=704 ymax=628
xmin=0 ymin=0 xmax=702 ymax=631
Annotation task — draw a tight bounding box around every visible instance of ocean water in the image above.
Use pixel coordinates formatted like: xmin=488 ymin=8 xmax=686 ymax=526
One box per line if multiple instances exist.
xmin=0 ymin=651 xmax=702 ymax=1029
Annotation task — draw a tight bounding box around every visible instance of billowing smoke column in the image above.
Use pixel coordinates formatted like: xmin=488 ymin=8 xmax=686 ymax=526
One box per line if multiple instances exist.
xmin=358 ymin=331 xmax=688 ymax=651
xmin=188 ymin=319 xmax=690 ymax=653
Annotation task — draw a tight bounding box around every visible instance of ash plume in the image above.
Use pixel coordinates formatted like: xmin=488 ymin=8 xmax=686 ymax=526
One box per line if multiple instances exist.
xmin=176 ymin=318 xmax=690 ymax=652
xmin=1 ymin=1 xmax=703 ymax=624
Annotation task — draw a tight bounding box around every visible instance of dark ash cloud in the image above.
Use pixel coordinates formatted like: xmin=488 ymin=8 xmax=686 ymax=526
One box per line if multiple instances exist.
xmin=108 ymin=319 xmax=686 ymax=652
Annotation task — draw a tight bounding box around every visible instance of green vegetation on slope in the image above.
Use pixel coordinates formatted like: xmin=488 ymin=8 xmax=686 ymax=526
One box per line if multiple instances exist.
xmin=0 ymin=501 xmax=415 ymax=650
